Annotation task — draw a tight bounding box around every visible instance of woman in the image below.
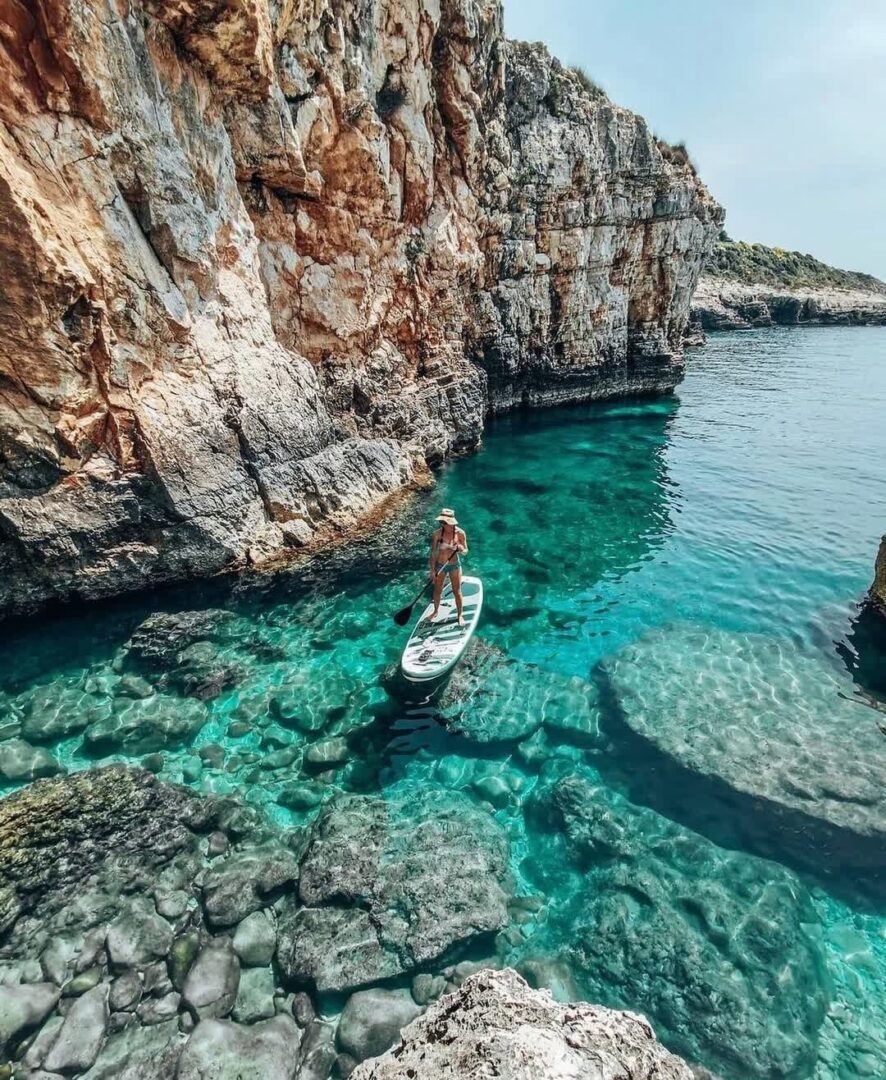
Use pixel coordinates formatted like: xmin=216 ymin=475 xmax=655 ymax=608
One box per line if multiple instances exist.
xmin=429 ymin=507 xmax=469 ymax=626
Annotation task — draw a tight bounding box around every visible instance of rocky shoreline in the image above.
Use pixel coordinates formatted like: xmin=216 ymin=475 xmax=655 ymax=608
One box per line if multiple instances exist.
xmin=689 ymin=237 xmax=886 ymax=334
xmin=0 ymin=767 xmax=699 ymax=1080
xmin=689 ymin=275 xmax=886 ymax=333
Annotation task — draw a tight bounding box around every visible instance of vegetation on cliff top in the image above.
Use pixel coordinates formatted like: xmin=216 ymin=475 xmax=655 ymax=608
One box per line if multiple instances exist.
xmin=705 ymin=236 xmax=886 ymax=293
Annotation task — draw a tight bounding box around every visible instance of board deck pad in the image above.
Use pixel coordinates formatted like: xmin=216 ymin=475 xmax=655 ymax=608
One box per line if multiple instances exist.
xmin=400 ymin=576 xmax=483 ymax=682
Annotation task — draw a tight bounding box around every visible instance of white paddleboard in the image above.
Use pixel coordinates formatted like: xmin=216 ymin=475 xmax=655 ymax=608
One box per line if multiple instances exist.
xmin=400 ymin=576 xmax=483 ymax=683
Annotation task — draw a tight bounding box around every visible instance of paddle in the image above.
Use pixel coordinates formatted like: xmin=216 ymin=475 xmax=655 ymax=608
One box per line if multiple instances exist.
xmin=393 ymin=554 xmax=462 ymax=626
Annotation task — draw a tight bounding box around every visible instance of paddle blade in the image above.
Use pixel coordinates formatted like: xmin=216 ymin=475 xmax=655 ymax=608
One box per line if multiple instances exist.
xmin=393 ymin=604 xmax=414 ymax=626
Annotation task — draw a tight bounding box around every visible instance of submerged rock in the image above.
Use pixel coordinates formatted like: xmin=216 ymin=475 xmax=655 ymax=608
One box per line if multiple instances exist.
xmin=182 ymin=940 xmax=240 ymax=1020
xmin=351 ymin=968 xmax=695 ymax=1079
xmin=43 ymin=983 xmax=109 ymax=1074
xmin=176 ymin=1015 xmax=302 ymax=1080
xmin=0 ymin=767 xmax=207 ymax=936
xmin=0 ymin=983 xmax=60 ymax=1056
xmin=82 ymin=697 xmax=209 ymax=756
xmin=338 ymin=989 xmax=421 ymax=1063
xmin=106 ymin=899 xmax=173 ymax=970
xmin=436 ymin=643 xmax=601 ymax=746
xmin=526 ymin=769 xmax=829 ymax=1079
xmin=278 ymin=788 xmax=511 ymax=991
xmin=201 ymin=844 xmax=299 ymax=928
xmin=601 ymin=625 xmax=886 ymax=880
xmin=232 ymin=911 xmax=277 ymax=968
xmin=0 ymin=739 xmax=61 ymax=782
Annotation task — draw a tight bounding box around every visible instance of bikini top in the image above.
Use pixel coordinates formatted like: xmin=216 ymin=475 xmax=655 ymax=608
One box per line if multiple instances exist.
xmin=433 ymin=527 xmax=462 ymax=555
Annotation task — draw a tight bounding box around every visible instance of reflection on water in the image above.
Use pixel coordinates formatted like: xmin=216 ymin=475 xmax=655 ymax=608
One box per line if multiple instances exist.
xmin=2 ymin=328 xmax=886 ymax=1079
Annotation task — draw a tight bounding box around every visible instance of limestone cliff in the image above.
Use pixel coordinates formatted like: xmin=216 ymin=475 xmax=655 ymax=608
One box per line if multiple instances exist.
xmin=0 ymin=0 xmax=722 ymax=616
xmin=690 ymin=239 xmax=886 ymax=332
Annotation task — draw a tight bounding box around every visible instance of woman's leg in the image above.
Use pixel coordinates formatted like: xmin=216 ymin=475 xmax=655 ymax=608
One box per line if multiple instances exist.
xmin=450 ymin=568 xmax=465 ymax=625
xmin=432 ymin=567 xmax=445 ymax=616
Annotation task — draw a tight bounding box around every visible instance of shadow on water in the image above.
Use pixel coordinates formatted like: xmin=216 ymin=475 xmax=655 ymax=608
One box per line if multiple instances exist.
xmin=837 ymin=602 xmax=886 ymax=704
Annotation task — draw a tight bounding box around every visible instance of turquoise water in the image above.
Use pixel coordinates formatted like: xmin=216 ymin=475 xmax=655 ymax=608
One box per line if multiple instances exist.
xmin=2 ymin=327 xmax=886 ymax=1078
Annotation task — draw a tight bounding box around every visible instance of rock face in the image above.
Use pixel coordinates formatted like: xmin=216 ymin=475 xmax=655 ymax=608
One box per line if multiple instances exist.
xmin=351 ymin=968 xmax=696 ymax=1080
xmin=0 ymin=0 xmax=721 ymax=618
xmin=600 ymin=625 xmax=886 ymax=888
xmin=871 ymin=535 xmax=886 ymax=616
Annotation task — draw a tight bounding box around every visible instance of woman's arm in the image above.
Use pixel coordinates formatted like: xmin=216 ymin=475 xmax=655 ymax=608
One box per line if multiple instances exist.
xmin=429 ymin=531 xmax=439 ymax=576
xmin=457 ymin=528 xmax=468 ymax=555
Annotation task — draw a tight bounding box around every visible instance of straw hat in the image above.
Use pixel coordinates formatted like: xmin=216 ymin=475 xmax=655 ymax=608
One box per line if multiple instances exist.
xmin=435 ymin=507 xmax=458 ymax=525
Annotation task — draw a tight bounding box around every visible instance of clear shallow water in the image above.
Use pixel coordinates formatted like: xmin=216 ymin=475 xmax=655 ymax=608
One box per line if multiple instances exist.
xmin=2 ymin=328 xmax=886 ymax=1078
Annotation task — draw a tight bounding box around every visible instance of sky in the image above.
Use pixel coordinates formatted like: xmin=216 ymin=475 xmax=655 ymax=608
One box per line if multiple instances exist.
xmin=504 ymin=0 xmax=886 ymax=278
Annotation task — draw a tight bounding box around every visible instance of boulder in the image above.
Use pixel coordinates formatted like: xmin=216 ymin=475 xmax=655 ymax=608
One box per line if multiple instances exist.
xmin=202 ymin=844 xmax=299 ymax=927
xmin=0 ymin=739 xmax=61 ymax=782
xmin=0 ymin=982 xmax=59 ymax=1055
xmin=44 ymin=983 xmax=110 ymax=1074
xmin=136 ymin=992 xmax=181 ymax=1025
xmin=600 ymin=625 xmax=886 ymax=879
xmin=232 ymin=911 xmax=276 ymax=967
xmin=232 ymin=966 xmax=276 ymax=1023
xmin=168 ymin=933 xmax=201 ymax=992
xmin=337 ymin=989 xmax=421 ymax=1063
xmin=182 ymin=939 xmax=240 ymax=1020
xmin=176 ymin=1015 xmax=302 ymax=1080
xmin=83 ymin=697 xmax=209 ymax=756
xmin=76 ymin=1017 xmax=183 ymax=1079
xmin=277 ymin=787 xmax=510 ymax=991
xmin=295 ymin=1020 xmax=337 ymax=1080
xmin=276 ymin=783 xmax=325 ymax=812
xmin=109 ymin=972 xmax=143 ymax=1012
xmin=350 ymin=969 xmax=695 ymax=1080
xmin=106 ymin=899 xmax=174 ymax=969
xmin=278 ymin=906 xmax=403 ymax=995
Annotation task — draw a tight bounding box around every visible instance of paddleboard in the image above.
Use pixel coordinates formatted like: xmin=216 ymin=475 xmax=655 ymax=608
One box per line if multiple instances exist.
xmin=400 ymin=576 xmax=483 ymax=683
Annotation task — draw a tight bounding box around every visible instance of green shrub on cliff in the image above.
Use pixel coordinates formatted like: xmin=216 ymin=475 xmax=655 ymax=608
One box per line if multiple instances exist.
xmin=656 ymin=137 xmax=697 ymax=174
xmin=705 ymin=240 xmax=886 ymax=293
xmin=569 ymin=65 xmax=607 ymax=99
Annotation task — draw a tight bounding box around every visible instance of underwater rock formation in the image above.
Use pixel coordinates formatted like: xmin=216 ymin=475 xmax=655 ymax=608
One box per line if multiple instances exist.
xmin=0 ymin=767 xmax=518 ymax=1077
xmin=524 ymin=768 xmax=829 ymax=1080
xmin=600 ymin=625 xmax=886 ymax=888
xmin=351 ymin=967 xmax=696 ymax=1080
xmin=0 ymin=0 xmax=721 ymax=618
xmin=277 ymin=787 xmax=511 ymax=992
